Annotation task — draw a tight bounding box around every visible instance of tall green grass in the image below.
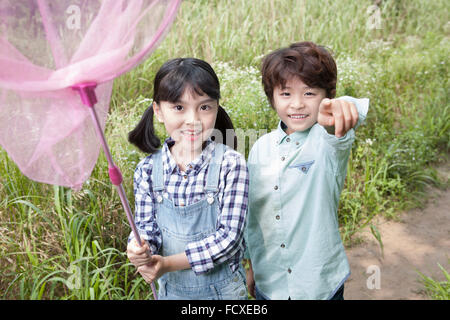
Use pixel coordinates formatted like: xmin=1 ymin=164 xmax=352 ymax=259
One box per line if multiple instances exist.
xmin=1 ymin=0 xmax=449 ymax=299
xmin=418 ymin=263 xmax=450 ymax=300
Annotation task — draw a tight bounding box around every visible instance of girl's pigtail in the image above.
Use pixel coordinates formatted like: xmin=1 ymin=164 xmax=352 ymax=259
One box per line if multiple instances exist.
xmin=214 ymin=106 xmax=237 ymax=151
xmin=128 ymin=105 xmax=161 ymax=154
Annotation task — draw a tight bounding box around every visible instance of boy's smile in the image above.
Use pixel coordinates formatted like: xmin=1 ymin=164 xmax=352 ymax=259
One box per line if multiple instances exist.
xmin=272 ymin=77 xmax=326 ymax=135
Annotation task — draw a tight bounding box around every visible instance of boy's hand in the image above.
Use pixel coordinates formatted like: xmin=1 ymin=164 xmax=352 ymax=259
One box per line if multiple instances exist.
xmin=318 ymin=98 xmax=359 ymax=137
xmin=127 ymin=238 xmax=152 ymax=267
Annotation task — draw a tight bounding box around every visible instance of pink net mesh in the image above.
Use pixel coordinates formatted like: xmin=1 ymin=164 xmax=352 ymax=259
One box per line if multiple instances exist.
xmin=0 ymin=0 xmax=181 ymax=189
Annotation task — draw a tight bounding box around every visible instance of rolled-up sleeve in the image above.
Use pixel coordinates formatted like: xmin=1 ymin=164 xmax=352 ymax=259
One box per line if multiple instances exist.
xmin=185 ymin=153 xmax=249 ymax=275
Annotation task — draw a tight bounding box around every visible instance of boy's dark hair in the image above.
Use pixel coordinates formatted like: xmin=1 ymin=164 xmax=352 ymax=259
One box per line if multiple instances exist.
xmin=261 ymin=41 xmax=337 ymax=107
xmin=128 ymin=58 xmax=237 ymax=153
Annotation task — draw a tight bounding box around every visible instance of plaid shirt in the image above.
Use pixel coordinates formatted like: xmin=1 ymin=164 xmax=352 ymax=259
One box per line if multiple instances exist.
xmin=130 ymin=138 xmax=249 ymax=275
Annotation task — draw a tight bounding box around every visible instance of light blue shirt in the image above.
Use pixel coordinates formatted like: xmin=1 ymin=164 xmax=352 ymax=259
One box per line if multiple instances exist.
xmin=245 ymin=96 xmax=369 ymax=300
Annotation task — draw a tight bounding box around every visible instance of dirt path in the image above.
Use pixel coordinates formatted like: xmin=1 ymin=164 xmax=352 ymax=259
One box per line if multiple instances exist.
xmin=345 ymin=166 xmax=449 ymax=300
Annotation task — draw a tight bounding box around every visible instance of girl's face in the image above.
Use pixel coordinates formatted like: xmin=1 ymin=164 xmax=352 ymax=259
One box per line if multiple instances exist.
xmin=153 ymin=87 xmax=218 ymax=155
xmin=272 ymin=76 xmax=326 ymax=135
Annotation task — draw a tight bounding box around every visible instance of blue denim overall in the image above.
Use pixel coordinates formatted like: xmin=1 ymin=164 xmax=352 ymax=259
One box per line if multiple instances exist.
xmin=152 ymin=144 xmax=247 ymax=300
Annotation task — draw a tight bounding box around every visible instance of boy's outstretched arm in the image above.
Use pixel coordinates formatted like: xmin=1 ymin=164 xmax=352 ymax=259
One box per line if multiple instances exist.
xmin=317 ymin=98 xmax=359 ymax=137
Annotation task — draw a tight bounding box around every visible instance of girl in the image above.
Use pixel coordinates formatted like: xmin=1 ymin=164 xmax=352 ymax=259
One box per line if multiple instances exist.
xmin=126 ymin=58 xmax=248 ymax=300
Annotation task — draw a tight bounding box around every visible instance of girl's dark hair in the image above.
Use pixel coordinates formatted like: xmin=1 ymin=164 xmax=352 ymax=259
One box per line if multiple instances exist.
xmin=128 ymin=58 xmax=237 ymax=153
xmin=261 ymin=41 xmax=337 ymax=107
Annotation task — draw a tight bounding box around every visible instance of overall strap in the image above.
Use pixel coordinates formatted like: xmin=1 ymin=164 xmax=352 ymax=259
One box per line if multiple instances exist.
xmin=151 ymin=150 xmax=164 ymax=192
xmin=204 ymin=143 xmax=226 ymax=193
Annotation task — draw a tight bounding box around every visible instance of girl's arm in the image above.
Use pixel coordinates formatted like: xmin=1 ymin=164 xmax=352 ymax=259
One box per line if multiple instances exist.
xmin=137 ymin=252 xmax=191 ymax=284
xmin=127 ymin=160 xmax=162 ymax=262
xmin=185 ymin=152 xmax=249 ymax=275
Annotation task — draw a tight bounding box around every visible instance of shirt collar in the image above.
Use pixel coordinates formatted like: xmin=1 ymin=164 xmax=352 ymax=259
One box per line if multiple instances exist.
xmin=276 ymin=120 xmax=310 ymax=146
xmin=162 ymin=137 xmax=215 ymax=174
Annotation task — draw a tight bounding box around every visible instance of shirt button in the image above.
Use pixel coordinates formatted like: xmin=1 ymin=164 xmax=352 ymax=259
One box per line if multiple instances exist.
xmin=281 ymin=243 xmax=285 ymax=248
xmin=281 ymin=156 xmax=285 ymax=161
xmin=288 ymin=268 xmax=292 ymax=274
xmin=296 ymin=142 xmax=300 ymax=146
xmin=274 ymin=185 xmax=278 ymax=190
xmin=286 ymin=138 xmax=291 ymax=142
xmin=275 ymin=215 xmax=280 ymax=220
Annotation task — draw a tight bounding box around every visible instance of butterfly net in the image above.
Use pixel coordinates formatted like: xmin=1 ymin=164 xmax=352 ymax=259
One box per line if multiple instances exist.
xmin=0 ymin=0 xmax=180 ymax=189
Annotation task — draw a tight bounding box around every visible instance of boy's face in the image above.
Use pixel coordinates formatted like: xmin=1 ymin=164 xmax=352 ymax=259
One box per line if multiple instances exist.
xmin=272 ymin=77 xmax=326 ymax=135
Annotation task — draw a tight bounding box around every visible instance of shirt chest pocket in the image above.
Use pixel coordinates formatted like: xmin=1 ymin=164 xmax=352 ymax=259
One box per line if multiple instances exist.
xmin=288 ymin=158 xmax=315 ymax=175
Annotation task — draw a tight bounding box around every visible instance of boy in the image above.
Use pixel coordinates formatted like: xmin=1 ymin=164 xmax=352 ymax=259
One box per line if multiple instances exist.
xmin=245 ymin=41 xmax=369 ymax=300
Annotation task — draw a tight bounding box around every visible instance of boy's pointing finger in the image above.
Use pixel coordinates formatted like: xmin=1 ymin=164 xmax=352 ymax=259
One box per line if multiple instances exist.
xmin=333 ymin=108 xmax=344 ymax=138
xmin=318 ymin=98 xmax=335 ymax=127
xmin=350 ymin=103 xmax=359 ymax=128
xmin=320 ymin=98 xmax=332 ymax=111
xmin=341 ymin=102 xmax=353 ymax=134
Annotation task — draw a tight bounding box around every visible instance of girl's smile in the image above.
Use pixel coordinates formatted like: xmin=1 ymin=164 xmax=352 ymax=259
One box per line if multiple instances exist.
xmin=181 ymin=129 xmax=203 ymax=141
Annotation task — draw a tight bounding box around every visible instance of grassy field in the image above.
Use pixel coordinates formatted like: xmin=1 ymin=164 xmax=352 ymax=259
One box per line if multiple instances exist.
xmin=0 ymin=0 xmax=449 ymax=299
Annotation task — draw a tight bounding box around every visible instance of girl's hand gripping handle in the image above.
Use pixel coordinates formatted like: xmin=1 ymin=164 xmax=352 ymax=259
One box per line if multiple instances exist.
xmin=127 ymin=238 xmax=153 ymax=267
